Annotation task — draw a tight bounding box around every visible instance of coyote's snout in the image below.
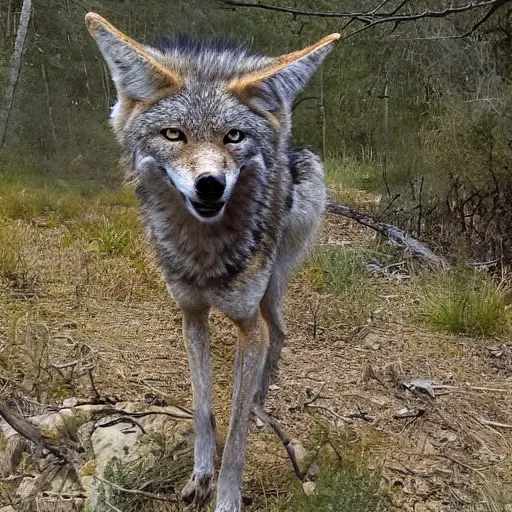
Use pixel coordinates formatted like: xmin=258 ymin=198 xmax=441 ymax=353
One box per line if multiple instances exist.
xmin=86 ymin=12 xmax=339 ymax=511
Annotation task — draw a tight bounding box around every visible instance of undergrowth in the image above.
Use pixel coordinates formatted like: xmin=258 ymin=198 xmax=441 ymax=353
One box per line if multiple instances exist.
xmin=306 ymin=246 xmax=377 ymax=326
xmin=273 ymin=422 xmax=389 ymax=512
xmin=99 ymin=434 xmax=194 ymax=511
xmin=419 ymin=270 xmax=511 ymax=336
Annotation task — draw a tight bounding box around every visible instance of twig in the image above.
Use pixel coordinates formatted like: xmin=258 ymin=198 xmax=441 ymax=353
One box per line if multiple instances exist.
xmin=252 ymin=405 xmax=304 ymax=481
xmin=95 ymin=475 xmax=177 ymax=502
xmin=105 ymin=500 xmax=123 ymax=512
xmin=96 ymin=416 xmax=147 ymax=434
xmin=305 ymin=403 xmax=353 ymax=424
xmin=478 ymin=418 xmax=512 ymax=429
xmin=140 ymin=379 xmax=193 ymax=415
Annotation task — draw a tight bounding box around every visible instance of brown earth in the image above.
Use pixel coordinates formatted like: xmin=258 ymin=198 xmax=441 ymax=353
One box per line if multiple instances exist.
xmin=1 ymin=210 xmax=511 ymax=511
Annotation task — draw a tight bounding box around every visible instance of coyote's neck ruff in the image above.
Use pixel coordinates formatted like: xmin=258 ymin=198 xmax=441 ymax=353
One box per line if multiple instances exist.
xmin=86 ymin=13 xmax=338 ymax=512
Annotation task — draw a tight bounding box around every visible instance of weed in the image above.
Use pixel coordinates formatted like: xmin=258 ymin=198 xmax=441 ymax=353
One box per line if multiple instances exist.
xmin=326 ymin=157 xmax=382 ymax=192
xmin=96 ymin=186 xmax=138 ymax=208
xmin=419 ymin=270 xmax=511 ymax=336
xmin=99 ymin=435 xmax=194 ymax=511
xmin=308 ymin=247 xmax=369 ymax=295
xmin=0 ymin=219 xmax=34 ymax=288
xmin=272 ymin=422 xmax=389 ymax=512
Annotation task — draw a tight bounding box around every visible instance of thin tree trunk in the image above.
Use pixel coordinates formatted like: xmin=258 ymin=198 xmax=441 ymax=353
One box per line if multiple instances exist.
xmin=0 ymin=0 xmax=33 ymax=149
xmin=320 ymin=67 xmax=327 ymax=163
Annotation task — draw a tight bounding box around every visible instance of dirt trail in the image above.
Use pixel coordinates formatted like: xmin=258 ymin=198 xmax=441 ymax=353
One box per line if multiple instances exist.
xmin=1 ymin=212 xmax=511 ymax=511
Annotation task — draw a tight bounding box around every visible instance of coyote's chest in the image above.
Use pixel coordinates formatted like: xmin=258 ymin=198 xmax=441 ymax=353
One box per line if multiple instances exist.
xmin=144 ymin=195 xmax=276 ymax=287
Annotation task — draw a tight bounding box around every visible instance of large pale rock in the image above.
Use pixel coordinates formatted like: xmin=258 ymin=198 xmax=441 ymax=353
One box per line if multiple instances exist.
xmin=0 ymin=401 xmax=193 ymax=512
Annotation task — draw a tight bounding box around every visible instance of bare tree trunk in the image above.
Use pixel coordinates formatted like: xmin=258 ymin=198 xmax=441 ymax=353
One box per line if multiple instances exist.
xmin=0 ymin=0 xmax=33 ymax=149
xmin=320 ymin=67 xmax=327 ymax=163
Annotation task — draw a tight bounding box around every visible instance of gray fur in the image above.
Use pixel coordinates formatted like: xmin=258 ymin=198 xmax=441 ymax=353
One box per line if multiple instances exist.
xmin=87 ymin=14 xmax=335 ymax=511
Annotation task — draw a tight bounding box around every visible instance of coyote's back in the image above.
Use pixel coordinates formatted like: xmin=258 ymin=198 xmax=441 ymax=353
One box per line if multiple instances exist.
xmin=86 ymin=14 xmax=338 ymax=511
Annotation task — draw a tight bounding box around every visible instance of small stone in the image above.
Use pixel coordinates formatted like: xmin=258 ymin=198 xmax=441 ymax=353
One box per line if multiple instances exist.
xmin=439 ymin=430 xmax=457 ymax=443
xmin=396 ymin=407 xmax=410 ymax=418
xmin=255 ymin=417 xmax=265 ymax=428
xmin=269 ymin=384 xmax=281 ymax=391
xmin=62 ymin=397 xmax=79 ymax=408
xmin=302 ymin=481 xmax=316 ymax=496
xmin=289 ymin=439 xmax=307 ymax=465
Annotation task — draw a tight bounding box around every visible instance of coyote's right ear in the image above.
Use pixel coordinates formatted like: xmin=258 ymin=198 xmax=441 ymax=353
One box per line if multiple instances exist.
xmin=85 ymin=13 xmax=183 ymax=101
xmin=228 ymin=33 xmax=340 ymax=111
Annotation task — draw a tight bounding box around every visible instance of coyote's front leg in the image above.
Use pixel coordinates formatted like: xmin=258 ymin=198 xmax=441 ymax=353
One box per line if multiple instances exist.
xmin=180 ymin=308 xmax=216 ymax=508
xmin=214 ymin=313 xmax=268 ymax=512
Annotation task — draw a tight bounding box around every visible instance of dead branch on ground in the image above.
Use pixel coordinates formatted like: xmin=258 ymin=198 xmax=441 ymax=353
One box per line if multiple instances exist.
xmin=326 ymin=202 xmax=449 ymax=267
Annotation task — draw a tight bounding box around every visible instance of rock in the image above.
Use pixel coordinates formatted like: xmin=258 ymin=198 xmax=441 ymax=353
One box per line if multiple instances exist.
xmin=16 ymin=476 xmax=37 ymax=500
xmin=289 ymin=439 xmax=308 ymax=465
xmin=62 ymin=397 xmax=79 ymax=408
xmin=362 ymin=332 xmax=382 ymax=351
xmin=302 ymin=481 xmax=316 ymax=496
xmin=439 ymin=430 xmax=457 ymax=443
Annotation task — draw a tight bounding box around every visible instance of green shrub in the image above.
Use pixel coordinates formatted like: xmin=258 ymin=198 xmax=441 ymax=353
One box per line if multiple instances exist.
xmin=274 ymin=459 xmax=387 ymax=512
xmin=308 ymin=247 xmax=370 ymax=295
xmin=306 ymin=247 xmax=377 ymax=326
xmin=420 ymin=270 xmax=510 ymax=336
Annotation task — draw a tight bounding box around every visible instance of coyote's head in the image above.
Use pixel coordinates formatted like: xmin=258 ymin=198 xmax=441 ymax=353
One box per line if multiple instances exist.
xmin=86 ymin=14 xmax=339 ymax=223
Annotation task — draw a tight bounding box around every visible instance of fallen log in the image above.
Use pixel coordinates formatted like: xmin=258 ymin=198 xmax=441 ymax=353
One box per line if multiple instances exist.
xmin=326 ymin=202 xmax=449 ymax=268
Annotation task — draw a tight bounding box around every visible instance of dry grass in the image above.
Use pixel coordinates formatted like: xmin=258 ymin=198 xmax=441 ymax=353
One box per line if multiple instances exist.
xmin=1 ymin=166 xmax=512 ymax=511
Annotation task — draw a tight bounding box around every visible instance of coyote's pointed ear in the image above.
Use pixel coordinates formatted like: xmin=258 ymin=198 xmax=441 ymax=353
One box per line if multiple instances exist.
xmin=228 ymin=33 xmax=340 ymax=110
xmin=85 ymin=12 xmax=183 ymax=101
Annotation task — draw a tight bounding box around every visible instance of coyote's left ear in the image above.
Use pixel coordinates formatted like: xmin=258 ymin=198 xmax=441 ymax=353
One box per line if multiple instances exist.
xmin=228 ymin=33 xmax=340 ymax=110
xmin=85 ymin=12 xmax=183 ymax=101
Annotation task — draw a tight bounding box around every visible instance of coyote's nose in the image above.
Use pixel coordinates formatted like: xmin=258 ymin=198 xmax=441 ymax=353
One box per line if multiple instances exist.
xmin=194 ymin=174 xmax=226 ymax=202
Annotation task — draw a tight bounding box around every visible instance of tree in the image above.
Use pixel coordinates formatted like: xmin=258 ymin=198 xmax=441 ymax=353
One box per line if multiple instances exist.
xmin=222 ymin=0 xmax=511 ymax=38
xmin=0 ymin=0 xmax=33 ymax=149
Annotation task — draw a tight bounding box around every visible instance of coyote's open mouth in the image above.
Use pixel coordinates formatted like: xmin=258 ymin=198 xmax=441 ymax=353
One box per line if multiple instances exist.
xmin=190 ymin=200 xmax=225 ymax=218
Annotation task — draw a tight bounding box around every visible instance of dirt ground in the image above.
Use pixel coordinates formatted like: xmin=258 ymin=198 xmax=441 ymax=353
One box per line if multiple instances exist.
xmin=1 ymin=210 xmax=511 ymax=511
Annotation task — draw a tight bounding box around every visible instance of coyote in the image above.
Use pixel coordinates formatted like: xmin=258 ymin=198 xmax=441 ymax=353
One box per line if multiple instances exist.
xmin=86 ymin=13 xmax=338 ymax=511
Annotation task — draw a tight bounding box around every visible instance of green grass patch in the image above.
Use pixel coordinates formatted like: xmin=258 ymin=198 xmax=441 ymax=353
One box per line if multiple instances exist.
xmin=0 ymin=219 xmax=34 ymax=287
xmin=326 ymin=157 xmax=382 ymax=192
xmin=98 ymin=434 xmax=193 ymax=512
xmin=273 ymin=422 xmax=389 ymax=512
xmin=306 ymin=247 xmax=377 ymax=326
xmin=419 ymin=270 xmax=511 ymax=336
xmin=274 ymin=462 xmax=387 ymax=512
xmin=308 ymin=247 xmax=370 ymax=295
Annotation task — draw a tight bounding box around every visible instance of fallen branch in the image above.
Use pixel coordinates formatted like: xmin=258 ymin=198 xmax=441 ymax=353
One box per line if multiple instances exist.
xmin=305 ymin=403 xmax=353 ymax=424
xmin=252 ymin=405 xmax=304 ymax=481
xmin=0 ymin=402 xmax=84 ymax=481
xmin=326 ymin=202 xmax=449 ymax=267
xmin=95 ymin=475 xmax=177 ymax=503
xmin=478 ymin=418 xmax=512 ymax=429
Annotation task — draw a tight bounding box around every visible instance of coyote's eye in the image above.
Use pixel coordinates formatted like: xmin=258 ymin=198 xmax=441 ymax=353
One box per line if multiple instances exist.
xmin=162 ymin=128 xmax=186 ymax=142
xmin=224 ymin=129 xmax=245 ymax=144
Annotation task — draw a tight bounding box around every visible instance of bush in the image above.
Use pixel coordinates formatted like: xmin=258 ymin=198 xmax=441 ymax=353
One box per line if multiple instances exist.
xmin=420 ymin=270 xmax=511 ymax=336
xmin=274 ymin=459 xmax=387 ymax=512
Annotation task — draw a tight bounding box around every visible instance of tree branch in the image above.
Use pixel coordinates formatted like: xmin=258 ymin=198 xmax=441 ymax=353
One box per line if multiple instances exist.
xmin=222 ymin=0 xmax=511 ymax=38
xmin=326 ymin=203 xmax=449 ymax=267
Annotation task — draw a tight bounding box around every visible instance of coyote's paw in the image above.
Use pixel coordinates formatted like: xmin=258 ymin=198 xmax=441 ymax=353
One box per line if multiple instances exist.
xmin=181 ymin=472 xmax=215 ymax=509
